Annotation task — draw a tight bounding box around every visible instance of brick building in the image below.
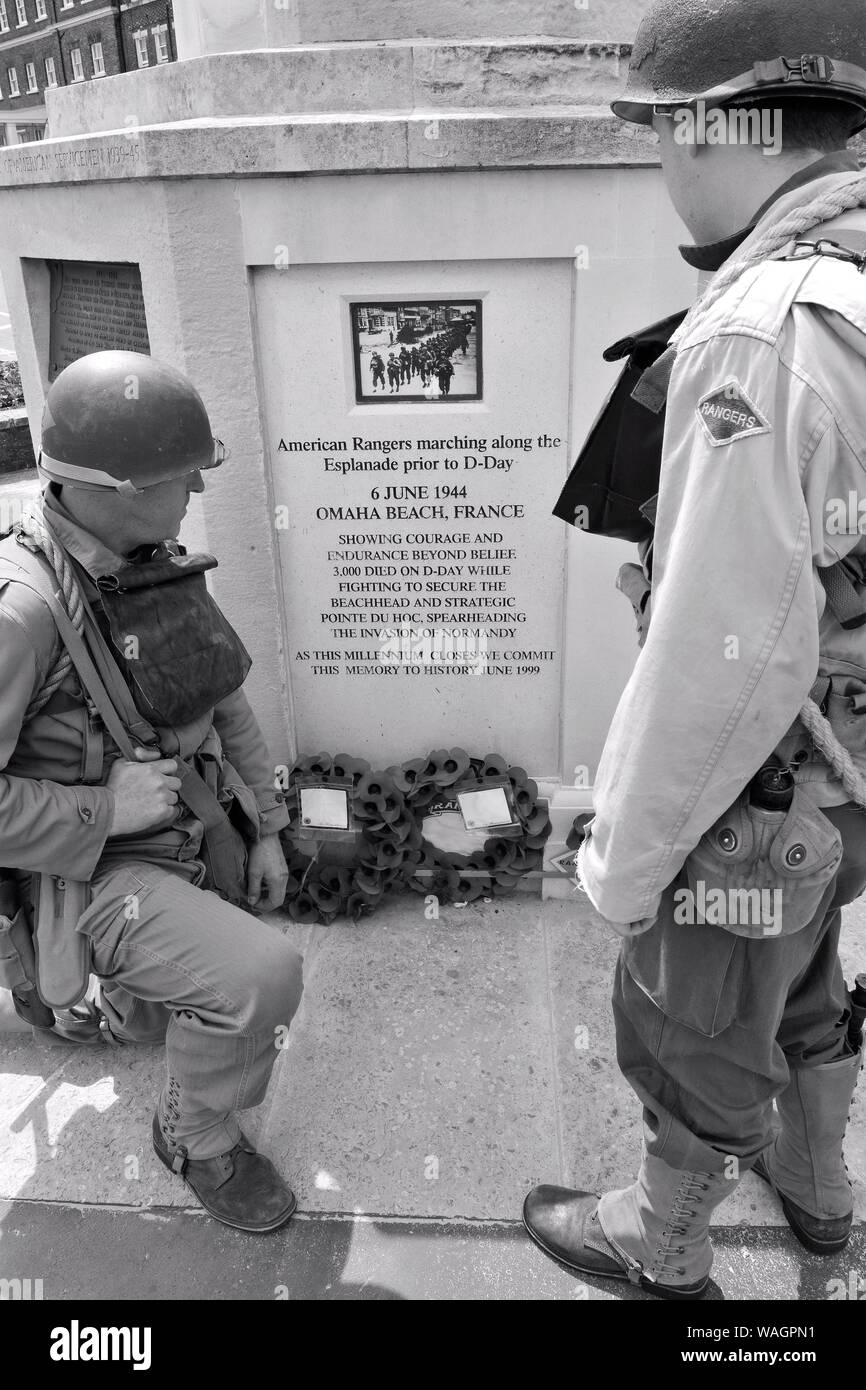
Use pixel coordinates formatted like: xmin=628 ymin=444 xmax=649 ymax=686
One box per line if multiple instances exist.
xmin=0 ymin=0 xmax=174 ymax=147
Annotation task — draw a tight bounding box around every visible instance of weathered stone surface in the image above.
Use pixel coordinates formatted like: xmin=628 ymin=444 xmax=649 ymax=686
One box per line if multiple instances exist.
xmin=173 ymin=0 xmax=651 ymax=54
xmin=412 ymin=41 xmax=632 ymax=110
xmin=0 ymin=112 xmax=657 ymax=189
xmin=46 ymin=43 xmax=634 ymax=138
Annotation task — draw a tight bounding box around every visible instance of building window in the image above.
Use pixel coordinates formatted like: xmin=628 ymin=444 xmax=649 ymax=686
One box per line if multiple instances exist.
xmin=0 ymin=2 xmax=8 ymax=33
xmin=152 ymin=23 xmax=169 ymax=63
xmin=44 ymin=55 xmax=57 ymax=87
xmin=16 ymin=122 xmax=45 ymax=141
xmin=7 ymin=67 xmax=20 ymax=96
xmin=25 ymin=61 xmax=36 ymax=92
xmin=35 ymin=0 xmax=46 ymax=17
xmin=14 ymin=0 xmax=26 ymax=27
xmin=91 ymin=40 xmax=104 ymax=76
xmin=70 ymin=46 xmax=83 ymax=81
xmin=133 ymin=30 xmax=149 ymax=68
xmin=0 ymin=127 xmax=7 ymax=145
xmin=60 ymin=0 xmax=74 ymax=9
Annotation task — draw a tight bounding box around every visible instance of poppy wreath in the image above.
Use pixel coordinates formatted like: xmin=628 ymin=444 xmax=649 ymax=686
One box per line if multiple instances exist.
xmin=278 ymin=752 xmax=423 ymax=924
xmin=393 ymin=748 xmax=552 ymax=903
xmin=278 ymin=749 xmax=552 ymax=922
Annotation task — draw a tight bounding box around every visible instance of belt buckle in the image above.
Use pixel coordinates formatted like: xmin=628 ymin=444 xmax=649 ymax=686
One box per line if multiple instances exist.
xmin=785 ymin=54 xmax=833 ymax=85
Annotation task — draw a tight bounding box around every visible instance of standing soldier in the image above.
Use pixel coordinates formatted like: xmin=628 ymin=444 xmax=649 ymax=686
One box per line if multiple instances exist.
xmin=436 ymin=356 xmax=454 ymax=397
xmin=387 ymin=352 xmax=401 ymax=392
xmin=370 ymin=351 xmax=386 ymax=392
xmin=0 ymin=352 xmax=303 ymax=1233
xmin=525 ymin=0 xmax=866 ymax=1299
xmin=399 ymin=346 xmax=412 ymax=385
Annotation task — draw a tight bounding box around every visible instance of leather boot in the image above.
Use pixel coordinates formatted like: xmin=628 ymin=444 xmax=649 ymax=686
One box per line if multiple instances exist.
xmin=152 ymin=1111 xmax=297 ymax=1233
xmin=753 ymin=1049 xmax=862 ymax=1254
xmin=31 ymin=997 xmax=120 ymax=1047
xmin=524 ymin=1153 xmax=739 ymax=1300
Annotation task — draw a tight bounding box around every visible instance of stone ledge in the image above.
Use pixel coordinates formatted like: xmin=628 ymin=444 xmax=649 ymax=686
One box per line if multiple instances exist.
xmin=45 ymin=41 xmax=634 ymax=138
xmin=0 ymin=111 xmax=658 ymax=188
xmin=177 ymin=0 xmax=649 ymax=50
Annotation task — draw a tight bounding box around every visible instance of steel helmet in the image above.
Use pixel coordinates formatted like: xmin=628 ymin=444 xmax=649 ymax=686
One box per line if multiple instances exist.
xmin=612 ymin=0 xmax=866 ymax=134
xmin=39 ymin=351 xmax=226 ymax=494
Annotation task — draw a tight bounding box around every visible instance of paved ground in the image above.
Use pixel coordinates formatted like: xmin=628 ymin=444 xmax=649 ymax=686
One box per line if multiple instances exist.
xmin=2 ymin=893 xmax=865 ymax=1302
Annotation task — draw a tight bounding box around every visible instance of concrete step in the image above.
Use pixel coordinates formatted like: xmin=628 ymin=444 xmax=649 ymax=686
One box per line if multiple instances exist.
xmin=174 ymin=0 xmax=647 ymax=53
xmin=46 ymin=39 xmax=634 ymax=138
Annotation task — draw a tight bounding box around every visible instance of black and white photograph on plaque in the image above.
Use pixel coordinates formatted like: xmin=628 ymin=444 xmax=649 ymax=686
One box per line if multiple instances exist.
xmin=351 ymin=300 xmax=482 ymax=403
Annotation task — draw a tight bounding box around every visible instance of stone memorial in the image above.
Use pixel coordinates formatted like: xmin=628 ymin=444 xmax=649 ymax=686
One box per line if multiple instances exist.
xmin=0 ymin=0 xmax=699 ymax=888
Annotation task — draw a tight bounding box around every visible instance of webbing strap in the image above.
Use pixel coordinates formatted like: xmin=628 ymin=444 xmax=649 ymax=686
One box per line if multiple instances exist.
xmin=1 ymin=552 xmax=246 ymax=879
xmin=817 ymin=560 xmax=866 ymax=631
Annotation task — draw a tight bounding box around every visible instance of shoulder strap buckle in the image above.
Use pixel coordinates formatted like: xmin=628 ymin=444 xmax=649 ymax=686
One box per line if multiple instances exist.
xmin=786 ymin=239 xmax=866 ymax=273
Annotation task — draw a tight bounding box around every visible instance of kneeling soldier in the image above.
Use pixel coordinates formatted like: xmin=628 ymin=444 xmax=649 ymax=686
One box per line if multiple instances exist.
xmin=0 ymin=351 xmax=303 ymax=1232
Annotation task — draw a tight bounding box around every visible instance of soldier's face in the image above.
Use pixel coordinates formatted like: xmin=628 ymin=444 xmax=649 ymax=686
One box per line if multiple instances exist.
xmin=653 ymin=112 xmax=701 ymax=230
xmin=126 ymin=470 xmax=205 ymax=543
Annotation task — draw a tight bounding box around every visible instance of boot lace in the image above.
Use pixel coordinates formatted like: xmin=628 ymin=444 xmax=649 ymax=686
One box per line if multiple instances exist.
xmin=654 ymin=1174 xmax=712 ymax=1278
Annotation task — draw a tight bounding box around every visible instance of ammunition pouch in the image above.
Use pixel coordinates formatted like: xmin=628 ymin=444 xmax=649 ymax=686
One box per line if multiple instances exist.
xmin=682 ymin=784 xmax=843 ymax=940
xmin=31 ymin=872 xmax=92 ymax=1008
xmin=0 ymin=869 xmax=57 ymax=1028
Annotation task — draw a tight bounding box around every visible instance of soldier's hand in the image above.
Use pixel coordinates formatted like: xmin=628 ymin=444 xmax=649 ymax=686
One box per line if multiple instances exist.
xmin=106 ymin=748 xmax=183 ymax=836
xmin=245 ymin=833 xmax=290 ymax=911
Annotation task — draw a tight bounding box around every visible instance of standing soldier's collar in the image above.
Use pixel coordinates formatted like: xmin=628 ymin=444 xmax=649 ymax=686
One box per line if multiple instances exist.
xmin=679 ymin=149 xmax=862 ymax=271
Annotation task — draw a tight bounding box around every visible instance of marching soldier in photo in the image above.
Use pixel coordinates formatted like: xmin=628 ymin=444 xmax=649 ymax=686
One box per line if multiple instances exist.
xmin=436 ymin=355 xmax=455 ymax=396
xmin=526 ymin=0 xmax=866 ymax=1298
xmin=387 ymin=352 xmax=401 ymax=392
xmin=399 ymin=345 xmax=412 ymax=385
xmin=370 ymin=351 xmax=386 ymax=391
xmin=0 ymin=351 xmax=304 ymax=1233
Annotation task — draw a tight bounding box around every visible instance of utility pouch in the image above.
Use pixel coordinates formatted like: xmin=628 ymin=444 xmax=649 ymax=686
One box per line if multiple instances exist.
xmin=32 ymin=872 xmax=92 ymax=1008
xmin=822 ymin=675 xmax=866 ymax=760
xmin=95 ymin=548 xmax=251 ymax=727
xmin=0 ymin=871 xmax=35 ymax=992
xmin=683 ymin=784 xmax=843 ymax=940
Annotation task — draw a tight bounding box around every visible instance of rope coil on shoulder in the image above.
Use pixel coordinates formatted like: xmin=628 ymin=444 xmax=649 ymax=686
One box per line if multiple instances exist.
xmin=15 ymin=502 xmax=87 ymax=723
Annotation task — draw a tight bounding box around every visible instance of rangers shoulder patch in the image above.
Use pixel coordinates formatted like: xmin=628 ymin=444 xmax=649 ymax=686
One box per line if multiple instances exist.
xmin=696 ymin=379 xmax=771 ymax=447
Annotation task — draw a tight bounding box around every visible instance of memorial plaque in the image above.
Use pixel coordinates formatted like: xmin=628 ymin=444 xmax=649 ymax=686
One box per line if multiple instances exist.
xmin=48 ymin=260 xmax=150 ymax=380
xmin=254 ymin=260 xmax=572 ymax=770
xmin=351 ymin=299 xmax=482 ymax=403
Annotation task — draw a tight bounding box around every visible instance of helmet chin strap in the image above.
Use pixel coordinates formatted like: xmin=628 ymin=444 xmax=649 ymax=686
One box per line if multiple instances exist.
xmin=37 ymin=451 xmax=143 ymax=495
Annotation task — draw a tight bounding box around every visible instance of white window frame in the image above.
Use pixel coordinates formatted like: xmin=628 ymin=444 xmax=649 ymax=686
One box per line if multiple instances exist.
xmin=133 ymin=30 xmax=149 ymax=68
xmin=14 ymin=0 xmax=27 ymax=28
xmin=7 ymin=67 xmax=20 ymax=96
xmin=0 ymin=3 xmax=8 ymax=35
xmin=25 ymin=60 xmax=36 ymax=92
xmin=90 ymin=40 xmax=104 ymax=76
xmin=34 ymin=0 xmax=46 ymax=17
xmin=69 ymin=45 xmax=84 ymax=81
xmin=152 ymin=23 xmax=169 ymax=64
xmin=44 ymin=55 xmax=57 ymax=88
xmin=60 ymin=0 xmax=74 ymax=10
